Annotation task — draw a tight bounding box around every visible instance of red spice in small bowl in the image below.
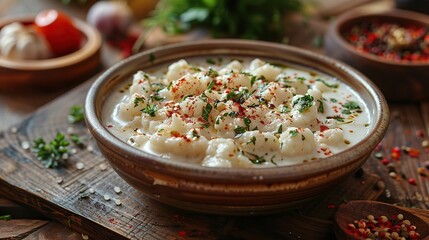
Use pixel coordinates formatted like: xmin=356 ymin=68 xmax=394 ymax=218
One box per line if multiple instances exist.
xmin=342 ymin=21 xmax=429 ymax=63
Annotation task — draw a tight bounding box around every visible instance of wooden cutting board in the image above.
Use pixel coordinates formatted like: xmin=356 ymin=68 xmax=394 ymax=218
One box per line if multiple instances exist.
xmin=0 ymin=79 xmax=384 ymax=240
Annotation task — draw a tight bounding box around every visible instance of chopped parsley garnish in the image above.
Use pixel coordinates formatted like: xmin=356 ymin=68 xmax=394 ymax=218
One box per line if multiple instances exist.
xmin=329 ymin=116 xmax=345 ymax=122
xmin=316 ymin=79 xmax=338 ymax=88
xmin=234 ymin=126 xmax=246 ymax=135
xmin=150 ymin=83 xmax=165 ymax=92
xmin=190 ymin=65 xmax=201 ymax=72
xmin=342 ymin=101 xmax=360 ymax=115
xmin=182 ymin=94 xmax=193 ymax=101
xmin=206 ymin=68 xmax=219 ymax=78
xmin=141 ymin=105 xmax=157 ymax=117
xmin=0 ymin=215 xmax=11 ymax=220
xmin=292 ymin=94 xmax=314 ymax=113
xmin=33 ymin=133 xmax=69 ymax=168
xmin=296 ymin=77 xmax=306 ymax=82
xmin=226 ymin=88 xmax=253 ymax=104
xmin=277 ymin=125 xmax=283 ymax=134
xmin=280 ymin=105 xmax=290 ymax=113
xmin=247 ymin=136 xmax=257 ymax=145
xmin=68 ymin=105 xmax=84 ymax=123
xmin=244 ymin=152 xmax=266 ymax=164
xmin=167 ymin=82 xmax=173 ymax=90
xmin=202 ymin=103 xmax=213 ymax=127
xmin=343 ymin=101 xmax=360 ymax=110
xmin=250 ymin=75 xmax=257 ymax=86
xmin=244 ymin=117 xmax=251 ymax=130
xmin=207 ymin=80 xmax=216 ymax=90
xmin=330 ymin=98 xmax=338 ymax=103
xmin=342 ymin=109 xmax=351 ymax=115
xmin=229 ymin=111 xmax=238 ymax=118
xmin=317 ymin=99 xmax=324 ymax=113
xmin=289 ymin=129 xmax=298 ymax=137
xmin=133 ymin=97 xmax=145 ymax=107
xmin=150 ymin=94 xmax=165 ymax=102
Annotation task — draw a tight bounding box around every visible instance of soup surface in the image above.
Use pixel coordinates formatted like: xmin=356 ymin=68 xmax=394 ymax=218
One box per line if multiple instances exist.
xmin=103 ymin=57 xmax=370 ymax=167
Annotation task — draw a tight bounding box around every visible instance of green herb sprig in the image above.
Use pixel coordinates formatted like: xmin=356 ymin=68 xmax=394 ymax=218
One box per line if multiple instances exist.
xmin=68 ymin=106 xmax=84 ymax=124
xmin=33 ymin=133 xmax=70 ymax=168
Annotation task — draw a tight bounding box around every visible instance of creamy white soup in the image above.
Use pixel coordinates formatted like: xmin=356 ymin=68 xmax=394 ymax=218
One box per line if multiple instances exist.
xmin=103 ymin=57 xmax=370 ymax=168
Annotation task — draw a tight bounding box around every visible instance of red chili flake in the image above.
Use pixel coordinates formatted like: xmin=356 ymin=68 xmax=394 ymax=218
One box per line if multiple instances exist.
xmin=381 ymin=158 xmax=390 ymax=165
xmin=408 ymin=178 xmax=417 ymax=185
xmin=320 ymin=125 xmax=329 ymax=132
xmin=107 ymin=125 xmax=113 ymax=128
xmin=327 ymin=204 xmax=336 ymax=209
xmin=109 ymin=218 xmax=116 ymax=224
xmin=178 ymin=230 xmax=187 ymax=238
xmin=404 ymin=147 xmax=421 ymax=158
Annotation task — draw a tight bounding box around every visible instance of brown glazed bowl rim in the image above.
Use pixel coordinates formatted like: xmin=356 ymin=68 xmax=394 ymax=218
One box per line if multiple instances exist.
xmin=85 ymin=39 xmax=389 ymax=184
xmin=327 ymin=8 xmax=429 ymax=67
xmin=0 ymin=15 xmax=101 ymax=70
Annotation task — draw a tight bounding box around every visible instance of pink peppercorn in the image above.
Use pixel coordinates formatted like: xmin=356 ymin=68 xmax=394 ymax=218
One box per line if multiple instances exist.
xmin=408 ymin=178 xmax=417 ymax=185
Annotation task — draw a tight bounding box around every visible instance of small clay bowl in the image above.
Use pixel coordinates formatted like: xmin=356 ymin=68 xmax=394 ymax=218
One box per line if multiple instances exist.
xmin=325 ymin=8 xmax=429 ymax=102
xmin=0 ymin=15 xmax=102 ymax=92
xmin=85 ymin=39 xmax=389 ymax=215
xmin=335 ymin=200 xmax=429 ymax=239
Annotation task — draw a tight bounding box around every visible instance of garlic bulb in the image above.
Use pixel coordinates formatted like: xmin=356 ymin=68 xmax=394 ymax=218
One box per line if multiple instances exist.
xmin=0 ymin=22 xmax=52 ymax=60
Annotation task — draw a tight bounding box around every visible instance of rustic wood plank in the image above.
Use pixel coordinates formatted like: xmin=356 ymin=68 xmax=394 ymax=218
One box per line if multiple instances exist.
xmin=0 ymin=78 xmax=385 ymax=240
xmin=0 ymin=220 xmax=48 ymax=240
xmin=421 ymin=102 xmax=429 ymax=136
xmin=365 ymin=104 xmax=429 ymax=209
xmin=23 ymin=222 xmax=81 ymax=240
xmin=0 ymin=198 xmax=44 ymax=220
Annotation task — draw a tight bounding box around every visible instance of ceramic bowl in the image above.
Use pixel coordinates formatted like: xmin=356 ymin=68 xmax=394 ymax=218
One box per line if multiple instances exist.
xmin=85 ymin=39 xmax=389 ymax=215
xmin=0 ymin=15 xmax=102 ymax=92
xmin=324 ymin=8 xmax=429 ymax=102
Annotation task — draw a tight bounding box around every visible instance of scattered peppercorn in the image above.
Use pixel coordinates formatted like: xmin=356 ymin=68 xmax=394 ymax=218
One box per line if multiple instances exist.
xmin=346 ymin=214 xmax=421 ymax=239
xmin=408 ymin=178 xmax=417 ymax=186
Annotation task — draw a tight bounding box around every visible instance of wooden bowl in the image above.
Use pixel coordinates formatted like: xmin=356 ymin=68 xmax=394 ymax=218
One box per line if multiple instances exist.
xmin=335 ymin=200 xmax=429 ymax=239
xmin=324 ymin=8 xmax=429 ymax=102
xmin=85 ymin=39 xmax=389 ymax=215
xmin=0 ymin=15 xmax=102 ymax=92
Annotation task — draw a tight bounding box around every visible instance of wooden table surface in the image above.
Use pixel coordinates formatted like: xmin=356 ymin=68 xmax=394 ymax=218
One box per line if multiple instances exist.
xmin=1 ymin=0 xmax=429 ymax=239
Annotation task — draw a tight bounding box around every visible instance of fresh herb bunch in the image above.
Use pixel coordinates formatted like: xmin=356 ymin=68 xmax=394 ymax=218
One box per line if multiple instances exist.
xmin=68 ymin=105 xmax=84 ymax=124
xmin=145 ymin=0 xmax=302 ymax=41
xmin=33 ymin=133 xmax=70 ymax=168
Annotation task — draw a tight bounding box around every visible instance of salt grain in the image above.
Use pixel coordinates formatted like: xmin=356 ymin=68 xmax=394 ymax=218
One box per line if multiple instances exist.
xmin=89 ymin=188 xmax=95 ymax=194
xmin=104 ymin=195 xmax=110 ymax=201
xmin=76 ymin=162 xmax=84 ymax=170
xmin=87 ymin=145 xmax=94 ymax=152
xmin=114 ymin=187 xmax=121 ymax=194
xmin=62 ymin=153 xmax=69 ymax=160
xmin=56 ymin=177 xmax=63 ymax=184
xmin=70 ymin=148 xmax=78 ymax=154
xmin=115 ymin=199 xmax=122 ymax=206
xmin=81 ymin=234 xmax=89 ymax=240
xmin=99 ymin=163 xmax=107 ymax=171
xmin=10 ymin=127 xmax=18 ymax=133
xmin=21 ymin=141 xmax=30 ymax=150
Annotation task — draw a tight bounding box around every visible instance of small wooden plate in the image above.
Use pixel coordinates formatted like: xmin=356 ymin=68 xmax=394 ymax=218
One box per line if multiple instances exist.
xmin=0 ymin=15 xmax=102 ymax=92
xmin=335 ymin=200 xmax=429 ymax=239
